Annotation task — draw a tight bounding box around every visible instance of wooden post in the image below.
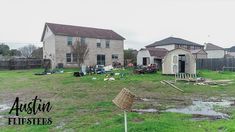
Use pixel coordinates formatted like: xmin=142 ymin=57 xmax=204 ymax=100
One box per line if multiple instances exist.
xmin=124 ymin=111 xmax=127 ymax=132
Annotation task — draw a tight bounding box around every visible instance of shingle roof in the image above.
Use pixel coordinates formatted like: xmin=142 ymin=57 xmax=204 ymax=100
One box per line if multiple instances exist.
xmin=205 ymin=43 xmax=224 ymax=50
xmin=41 ymin=23 xmax=125 ymax=41
xmin=146 ymin=37 xmax=203 ymax=48
xmin=146 ymin=48 xmax=168 ymax=59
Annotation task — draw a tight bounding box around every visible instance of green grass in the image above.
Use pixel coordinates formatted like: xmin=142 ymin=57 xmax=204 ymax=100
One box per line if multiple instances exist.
xmin=0 ymin=69 xmax=235 ymax=131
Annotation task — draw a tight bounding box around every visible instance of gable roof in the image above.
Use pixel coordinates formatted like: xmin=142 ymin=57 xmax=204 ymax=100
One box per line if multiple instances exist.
xmin=225 ymin=46 xmax=235 ymax=52
xmin=146 ymin=37 xmax=203 ymax=48
xmin=146 ymin=48 xmax=168 ymax=59
xmin=205 ymin=43 xmax=224 ymax=50
xmin=41 ymin=23 xmax=125 ymax=41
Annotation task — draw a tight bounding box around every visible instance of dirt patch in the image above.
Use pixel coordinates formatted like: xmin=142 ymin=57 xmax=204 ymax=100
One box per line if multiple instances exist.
xmin=132 ymin=117 xmax=145 ymax=122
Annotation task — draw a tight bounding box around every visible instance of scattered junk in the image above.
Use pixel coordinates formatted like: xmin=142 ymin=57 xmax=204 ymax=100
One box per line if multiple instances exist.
xmin=103 ymin=65 xmax=113 ymax=72
xmin=165 ymin=100 xmax=233 ymax=120
xmin=127 ymin=63 xmax=134 ymax=67
xmin=175 ymin=73 xmax=197 ymax=82
xmin=96 ymin=65 xmax=106 ymax=74
xmin=195 ymin=79 xmax=233 ymax=86
xmin=134 ymin=64 xmax=157 ymax=74
xmin=104 ymin=77 xmax=115 ymax=81
xmin=162 ymin=80 xmax=184 ymax=92
xmin=92 ymin=77 xmax=97 ymax=80
xmin=112 ymin=88 xmax=135 ymax=132
xmin=34 ymin=59 xmax=53 ymax=75
xmin=73 ymin=71 xmax=85 ymax=77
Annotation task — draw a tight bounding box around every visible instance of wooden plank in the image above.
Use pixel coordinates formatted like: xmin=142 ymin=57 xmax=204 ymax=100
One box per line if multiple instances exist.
xmin=163 ymin=80 xmax=184 ymax=92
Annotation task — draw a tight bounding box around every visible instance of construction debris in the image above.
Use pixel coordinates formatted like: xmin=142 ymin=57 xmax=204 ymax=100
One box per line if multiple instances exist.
xmin=162 ymin=80 xmax=184 ymax=92
xmin=195 ymin=79 xmax=233 ymax=86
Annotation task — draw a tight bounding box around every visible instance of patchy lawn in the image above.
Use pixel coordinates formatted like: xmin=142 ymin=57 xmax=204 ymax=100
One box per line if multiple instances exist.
xmin=0 ymin=69 xmax=235 ymax=132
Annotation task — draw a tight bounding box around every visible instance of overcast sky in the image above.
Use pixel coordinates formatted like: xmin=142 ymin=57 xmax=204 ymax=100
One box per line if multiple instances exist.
xmin=0 ymin=0 xmax=235 ymax=50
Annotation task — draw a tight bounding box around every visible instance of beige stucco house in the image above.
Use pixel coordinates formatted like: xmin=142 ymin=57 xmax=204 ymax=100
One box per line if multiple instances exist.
xmin=41 ymin=23 xmax=125 ymax=69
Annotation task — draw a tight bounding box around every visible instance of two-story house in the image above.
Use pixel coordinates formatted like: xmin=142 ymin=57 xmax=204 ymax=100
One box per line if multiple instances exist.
xmin=204 ymin=43 xmax=225 ymax=58
xmin=145 ymin=37 xmax=207 ymax=59
xmin=41 ymin=23 xmax=125 ymax=68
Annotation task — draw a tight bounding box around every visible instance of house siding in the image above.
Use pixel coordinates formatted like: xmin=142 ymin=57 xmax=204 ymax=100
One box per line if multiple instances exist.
xmin=206 ymin=50 xmax=225 ymax=58
xmin=154 ymin=44 xmax=175 ymax=51
xmin=51 ymin=35 xmax=124 ymax=68
xmin=42 ymin=27 xmax=56 ymax=68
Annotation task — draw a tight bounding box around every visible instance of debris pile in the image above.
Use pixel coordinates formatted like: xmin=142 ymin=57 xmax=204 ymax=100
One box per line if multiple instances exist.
xmin=195 ymin=79 xmax=233 ymax=86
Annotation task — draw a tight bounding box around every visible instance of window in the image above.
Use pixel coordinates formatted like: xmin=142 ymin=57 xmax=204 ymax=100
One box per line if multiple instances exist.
xmin=112 ymin=54 xmax=118 ymax=59
xmin=97 ymin=55 xmax=105 ymax=65
xmin=67 ymin=37 xmax=73 ymax=45
xmin=72 ymin=53 xmax=77 ymax=62
xmin=187 ymin=45 xmax=190 ymax=50
xmin=96 ymin=39 xmax=101 ymax=48
xmin=106 ymin=40 xmax=110 ymax=48
xmin=81 ymin=37 xmax=86 ymax=44
xmin=66 ymin=53 xmax=72 ymax=62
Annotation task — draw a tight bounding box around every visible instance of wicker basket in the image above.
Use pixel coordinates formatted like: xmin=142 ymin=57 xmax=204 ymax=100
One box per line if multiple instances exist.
xmin=112 ymin=88 xmax=135 ymax=111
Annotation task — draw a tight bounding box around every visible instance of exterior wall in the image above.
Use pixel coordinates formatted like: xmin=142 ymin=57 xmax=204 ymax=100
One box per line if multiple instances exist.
xmin=137 ymin=50 xmax=154 ymax=65
xmin=54 ymin=36 xmax=124 ymax=68
xmin=162 ymin=49 xmax=196 ymax=74
xmin=42 ymin=26 xmax=56 ymax=68
xmin=206 ymin=50 xmax=225 ymax=58
xmin=194 ymin=53 xmax=207 ymax=59
xmin=154 ymin=44 xmax=175 ymax=51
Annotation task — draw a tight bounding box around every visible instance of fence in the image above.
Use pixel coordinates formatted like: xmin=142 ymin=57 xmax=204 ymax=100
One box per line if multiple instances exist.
xmin=196 ymin=58 xmax=235 ymax=71
xmin=0 ymin=58 xmax=50 ymax=70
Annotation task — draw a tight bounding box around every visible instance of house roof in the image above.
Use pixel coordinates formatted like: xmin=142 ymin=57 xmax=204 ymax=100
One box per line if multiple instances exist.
xmin=226 ymin=46 xmax=235 ymax=52
xmin=146 ymin=37 xmax=203 ymax=48
xmin=146 ymin=48 xmax=168 ymax=59
xmin=205 ymin=43 xmax=224 ymax=50
xmin=41 ymin=23 xmax=125 ymax=41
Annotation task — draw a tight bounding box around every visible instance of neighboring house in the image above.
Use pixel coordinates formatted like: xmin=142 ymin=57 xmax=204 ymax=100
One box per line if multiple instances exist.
xmin=146 ymin=37 xmax=204 ymax=51
xmin=41 ymin=23 xmax=125 ymax=68
xmin=146 ymin=37 xmax=206 ymax=59
xmin=137 ymin=48 xmax=168 ymax=69
xmin=225 ymin=46 xmax=235 ymax=58
xmin=162 ymin=48 xmax=196 ymax=75
xmin=190 ymin=49 xmax=207 ymax=59
xmin=205 ymin=43 xmax=225 ymax=58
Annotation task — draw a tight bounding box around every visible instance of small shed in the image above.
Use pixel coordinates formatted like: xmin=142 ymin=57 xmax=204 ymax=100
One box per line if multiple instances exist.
xmin=162 ymin=48 xmax=196 ymax=74
xmin=137 ymin=48 xmax=168 ymax=69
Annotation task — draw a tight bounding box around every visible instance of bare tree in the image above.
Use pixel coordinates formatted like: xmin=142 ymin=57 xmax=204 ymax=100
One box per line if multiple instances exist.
xmin=72 ymin=38 xmax=89 ymax=67
xmin=19 ymin=44 xmax=37 ymax=58
xmin=31 ymin=47 xmax=43 ymax=59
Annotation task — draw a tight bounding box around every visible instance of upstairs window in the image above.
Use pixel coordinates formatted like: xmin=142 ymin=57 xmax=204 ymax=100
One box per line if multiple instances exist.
xmin=97 ymin=39 xmax=101 ymax=48
xmin=67 ymin=37 xmax=73 ymax=45
xmin=106 ymin=40 xmax=110 ymax=48
xmin=80 ymin=37 xmax=86 ymax=44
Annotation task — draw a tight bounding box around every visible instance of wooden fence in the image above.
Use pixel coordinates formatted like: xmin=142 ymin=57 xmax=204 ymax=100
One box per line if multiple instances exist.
xmin=196 ymin=58 xmax=235 ymax=71
xmin=0 ymin=58 xmax=50 ymax=70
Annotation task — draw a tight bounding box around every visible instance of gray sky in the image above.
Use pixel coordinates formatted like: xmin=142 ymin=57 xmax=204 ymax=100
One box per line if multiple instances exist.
xmin=0 ymin=0 xmax=235 ymax=50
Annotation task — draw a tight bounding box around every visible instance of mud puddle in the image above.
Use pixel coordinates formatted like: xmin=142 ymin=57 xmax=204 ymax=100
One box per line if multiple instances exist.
xmin=132 ymin=99 xmax=234 ymax=120
xmin=0 ymin=104 xmax=11 ymax=126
